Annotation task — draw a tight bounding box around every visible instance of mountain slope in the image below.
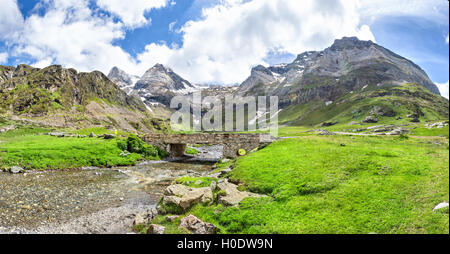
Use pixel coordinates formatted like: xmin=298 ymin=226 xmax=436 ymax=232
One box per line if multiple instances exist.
xmin=236 ymin=37 xmax=448 ymax=126
xmin=237 ymin=37 xmax=440 ymax=100
xmin=0 ymin=64 xmax=164 ymax=132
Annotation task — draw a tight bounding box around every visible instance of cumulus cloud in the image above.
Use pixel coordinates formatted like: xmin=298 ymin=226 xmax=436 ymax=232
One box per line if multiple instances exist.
xmin=1 ymin=0 xmax=448 ymax=85
xmin=133 ymin=0 xmax=448 ymax=84
xmin=135 ymin=0 xmax=376 ymax=84
xmin=0 ymin=52 xmax=8 ymax=64
xmin=12 ymin=0 xmax=138 ymax=73
xmin=0 ymin=0 xmax=24 ymax=39
xmin=436 ymin=81 xmax=449 ymax=99
xmin=96 ymin=0 xmax=168 ymax=28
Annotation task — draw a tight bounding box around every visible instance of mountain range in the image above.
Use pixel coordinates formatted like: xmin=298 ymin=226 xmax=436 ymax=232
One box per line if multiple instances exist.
xmin=108 ymin=64 xmax=199 ymax=108
xmin=107 ymin=37 xmax=448 ymax=127
xmin=0 ymin=64 xmax=167 ymax=132
xmin=1 ymin=37 xmax=448 ymax=132
xmin=234 ymin=37 xmax=447 ymax=126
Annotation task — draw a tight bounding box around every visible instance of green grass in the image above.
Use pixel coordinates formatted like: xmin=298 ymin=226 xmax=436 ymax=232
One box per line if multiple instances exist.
xmin=70 ymin=126 xmax=131 ymax=136
xmin=175 ymin=176 xmax=217 ymax=188
xmin=188 ymin=136 xmax=449 ymax=234
xmin=0 ymin=127 xmax=142 ymax=170
xmin=186 ymin=147 xmax=199 ymax=155
xmin=411 ymin=126 xmax=449 ymax=138
xmin=278 ymin=83 xmax=448 ymax=128
xmin=277 ymin=126 xmax=315 ymax=137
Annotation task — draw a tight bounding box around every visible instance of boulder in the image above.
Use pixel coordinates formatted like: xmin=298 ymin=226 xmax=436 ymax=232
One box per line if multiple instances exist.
xmin=433 ymin=202 xmax=449 ymax=212
xmin=158 ymin=184 xmax=213 ymax=214
xmin=320 ymin=121 xmax=338 ymax=127
xmin=103 ymin=134 xmax=116 ymax=139
xmin=217 ymin=179 xmax=264 ymax=206
xmin=147 ymin=224 xmax=165 ymax=234
xmin=48 ymin=132 xmax=65 ymax=137
xmin=389 ymin=128 xmax=409 ymax=135
xmin=0 ymin=125 xmax=15 ymax=133
xmin=210 ymin=181 xmax=217 ymax=191
xmin=371 ymin=128 xmax=391 ymax=133
xmin=425 ymin=122 xmax=448 ymax=129
xmin=218 ymin=167 xmax=232 ymax=177
xmin=318 ymin=130 xmax=336 ymax=136
xmin=165 ymin=215 xmax=180 ymax=222
xmin=89 ymin=132 xmax=96 ymax=138
xmin=370 ymin=106 xmax=395 ymax=117
xmin=366 ymin=125 xmax=384 ymax=130
xmin=179 ymin=215 xmax=217 ymax=234
xmin=9 ymin=166 xmax=24 ymax=174
xmin=362 ymin=115 xmax=378 ymax=123
xmin=133 ymin=209 xmax=156 ymax=225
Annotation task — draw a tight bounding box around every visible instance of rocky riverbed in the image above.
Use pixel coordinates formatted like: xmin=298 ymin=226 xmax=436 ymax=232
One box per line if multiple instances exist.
xmin=0 ymin=145 xmax=222 ymax=234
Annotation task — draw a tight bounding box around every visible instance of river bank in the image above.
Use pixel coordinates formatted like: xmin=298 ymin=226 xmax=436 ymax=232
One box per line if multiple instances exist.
xmin=0 ymin=145 xmax=222 ymax=234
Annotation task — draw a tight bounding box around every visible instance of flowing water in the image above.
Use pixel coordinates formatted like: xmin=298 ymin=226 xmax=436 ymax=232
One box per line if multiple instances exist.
xmin=0 ymin=145 xmax=222 ymax=234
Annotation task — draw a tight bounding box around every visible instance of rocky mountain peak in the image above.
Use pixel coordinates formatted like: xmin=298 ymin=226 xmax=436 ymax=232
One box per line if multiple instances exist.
xmin=137 ymin=63 xmax=194 ymax=90
xmin=151 ymin=63 xmax=167 ymax=71
xmin=108 ymin=66 xmax=122 ymax=76
xmin=251 ymin=65 xmax=273 ymax=76
xmin=107 ymin=66 xmax=140 ymax=94
xmin=108 ymin=66 xmax=134 ymax=81
xmin=236 ymin=36 xmax=442 ymax=101
xmin=329 ymin=36 xmax=374 ymax=51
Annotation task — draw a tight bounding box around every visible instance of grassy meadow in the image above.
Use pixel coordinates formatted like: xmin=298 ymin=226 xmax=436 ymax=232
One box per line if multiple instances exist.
xmin=158 ymin=134 xmax=449 ymax=234
xmin=0 ymin=126 xmax=157 ymax=170
xmin=2 ymin=118 xmax=449 ymax=234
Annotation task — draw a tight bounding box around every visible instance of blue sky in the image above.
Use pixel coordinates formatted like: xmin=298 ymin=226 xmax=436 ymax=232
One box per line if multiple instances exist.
xmin=0 ymin=0 xmax=448 ymax=97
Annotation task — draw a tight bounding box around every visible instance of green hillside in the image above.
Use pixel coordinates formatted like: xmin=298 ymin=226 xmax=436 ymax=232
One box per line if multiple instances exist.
xmin=279 ymin=83 xmax=449 ymax=127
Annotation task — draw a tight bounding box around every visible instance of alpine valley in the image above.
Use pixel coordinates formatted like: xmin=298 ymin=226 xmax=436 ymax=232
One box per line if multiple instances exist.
xmin=0 ymin=37 xmax=448 ymax=235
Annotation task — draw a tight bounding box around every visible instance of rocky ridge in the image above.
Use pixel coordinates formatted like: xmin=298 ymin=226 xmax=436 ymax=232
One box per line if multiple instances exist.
xmin=0 ymin=64 xmax=157 ymax=132
xmin=236 ymin=37 xmax=441 ymax=101
xmin=108 ymin=64 xmax=200 ymax=108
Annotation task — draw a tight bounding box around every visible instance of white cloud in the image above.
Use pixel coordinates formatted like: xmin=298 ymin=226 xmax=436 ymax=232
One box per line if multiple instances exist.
xmin=12 ymin=0 xmax=138 ymax=73
xmin=436 ymin=81 xmax=449 ymax=99
xmin=0 ymin=0 xmax=24 ymax=39
xmin=135 ymin=0 xmax=377 ymax=84
xmin=1 ymin=0 xmax=447 ymax=85
xmin=96 ymin=0 xmax=168 ymax=28
xmin=0 ymin=52 xmax=8 ymax=64
xmin=446 ymin=34 xmax=449 ymax=44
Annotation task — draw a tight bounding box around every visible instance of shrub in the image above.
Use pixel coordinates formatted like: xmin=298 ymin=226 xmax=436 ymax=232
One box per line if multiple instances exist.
xmin=118 ymin=135 xmax=168 ymax=159
xmin=398 ymin=133 xmax=409 ymax=140
xmin=117 ymin=139 xmax=128 ymax=151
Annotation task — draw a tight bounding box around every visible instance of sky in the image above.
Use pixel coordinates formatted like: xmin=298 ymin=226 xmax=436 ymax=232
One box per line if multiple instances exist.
xmin=0 ymin=0 xmax=448 ymax=98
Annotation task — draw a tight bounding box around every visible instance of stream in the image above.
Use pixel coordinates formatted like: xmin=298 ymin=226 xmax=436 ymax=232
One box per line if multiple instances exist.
xmin=0 ymin=145 xmax=222 ymax=234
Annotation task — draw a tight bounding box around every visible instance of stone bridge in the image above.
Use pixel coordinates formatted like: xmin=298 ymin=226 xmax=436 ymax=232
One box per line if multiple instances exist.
xmin=142 ymin=133 xmax=272 ymax=158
